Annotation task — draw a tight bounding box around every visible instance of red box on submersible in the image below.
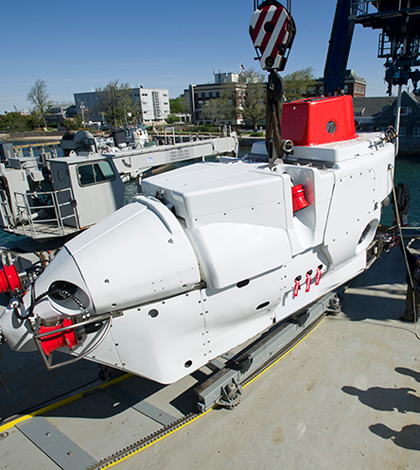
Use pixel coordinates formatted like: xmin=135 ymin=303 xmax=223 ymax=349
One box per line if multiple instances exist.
xmin=281 ymin=95 xmax=357 ymax=146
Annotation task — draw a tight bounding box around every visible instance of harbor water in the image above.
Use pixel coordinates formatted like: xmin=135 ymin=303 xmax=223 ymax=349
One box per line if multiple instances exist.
xmin=382 ymin=154 xmax=420 ymax=227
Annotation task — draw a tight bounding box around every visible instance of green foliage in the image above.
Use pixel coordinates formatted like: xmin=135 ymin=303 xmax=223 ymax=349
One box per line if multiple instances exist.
xmin=170 ymin=96 xmax=190 ymax=115
xmin=203 ymin=99 xmax=224 ymax=124
xmin=283 ymin=67 xmax=316 ymax=102
xmin=241 ymin=68 xmax=266 ymax=128
xmin=249 ymin=132 xmax=264 ymax=137
xmin=97 ymin=79 xmax=132 ymax=128
xmin=0 ymin=112 xmax=43 ymax=132
xmin=188 ymin=124 xmax=219 ymax=132
xmin=170 ymin=97 xmax=183 ymax=114
xmin=209 ymin=68 xmax=266 ymax=127
xmin=166 ymin=114 xmax=179 ymax=124
xmin=219 ymin=82 xmax=240 ymax=121
xmin=63 ymin=117 xmax=82 ymax=131
xmin=27 ymin=79 xmax=51 ymax=127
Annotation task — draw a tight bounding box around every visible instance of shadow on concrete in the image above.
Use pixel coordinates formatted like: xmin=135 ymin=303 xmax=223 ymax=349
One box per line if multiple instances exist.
xmin=369 ymin=423 xmax=420 ymax=451
xmin=395 ymin=367 xmax=420 ymax=383
xmin=342 ymin=385 xmax=420 ymax=414
xmin=343 ymin=383 xmax=420 ymax=451
xmin=0 ymin=343 xmax=100 ymax=421
xmin=338 ymin=248 xmax=408 ymax=322
xmin=339 ymin=239 xmax=420 ymax=322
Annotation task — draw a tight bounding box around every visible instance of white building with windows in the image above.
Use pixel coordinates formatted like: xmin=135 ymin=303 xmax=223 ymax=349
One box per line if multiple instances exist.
xmin=135 ymin=88 xmax=170 ymax=123
xmin=74 ymin=87 xmax=170 ymax=125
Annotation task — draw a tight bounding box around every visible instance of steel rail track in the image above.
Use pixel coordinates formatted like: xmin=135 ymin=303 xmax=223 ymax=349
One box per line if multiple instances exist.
xmin=88 ymin=311 xmax=327 ymax=469
xmin=88 ymin=412 xmax=201 ymax=469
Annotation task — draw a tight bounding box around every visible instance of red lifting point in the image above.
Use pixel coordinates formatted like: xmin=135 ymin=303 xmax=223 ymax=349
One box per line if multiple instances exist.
xmin=292 ymin=184 xmax=309 ymax=212
xmin=39 ymin=318 xmax=79 ymax=356
xmin=0 ymin=265 xmax=23 ymax=294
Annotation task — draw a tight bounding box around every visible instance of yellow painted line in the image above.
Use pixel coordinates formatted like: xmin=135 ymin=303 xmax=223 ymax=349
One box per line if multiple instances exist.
xmin=0 ymin=373 xmax=132 ymax=433
xmin=243 ymin=316 xmax=325 ymax=388
xmin=101 ymin=407 xmax=214 ymax=469
xmin=101 ymin=316 xmax=325 ymax=468
xmin=0 ymin=316 xmax=325 ymax=468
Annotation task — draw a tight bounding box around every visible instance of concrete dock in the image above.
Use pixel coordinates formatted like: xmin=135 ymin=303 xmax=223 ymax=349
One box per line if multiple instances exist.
xmin=1 ymin=242 xmax=420 ymax=469
xmin=117 ymin=244 xmax=420 ymax=470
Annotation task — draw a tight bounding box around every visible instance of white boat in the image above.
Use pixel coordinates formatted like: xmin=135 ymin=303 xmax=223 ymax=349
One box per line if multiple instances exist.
xmin=61 ymin=126 xmax=240 ymax=182
xmin=0 ymin=128 xmax=237 ymax=240
xmin=0 ymin=95 xmax=396 ymax=384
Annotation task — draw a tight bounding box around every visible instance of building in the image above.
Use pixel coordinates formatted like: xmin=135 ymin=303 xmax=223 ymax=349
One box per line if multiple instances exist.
xmin=45 ymin=103 xmax=76 ymax=125
xmin=353 ymin=91 xmax=420 ymax=154
xmin=187 ymin=72 xmax=248 ymax=126
xmin=353 ymin=96 xmax=396 ymax=129
xmin=307 ymin=70 xmax=367 ymax=98
xmin=132 ymin=88 xmax=170 ymax=123
xmin=73 ymin=87 xmax=170 ymax=125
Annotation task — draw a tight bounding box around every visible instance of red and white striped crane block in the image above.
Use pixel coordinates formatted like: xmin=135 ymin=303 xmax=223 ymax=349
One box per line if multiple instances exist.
xmin=250 ymin=0 xmax=295 ymax=71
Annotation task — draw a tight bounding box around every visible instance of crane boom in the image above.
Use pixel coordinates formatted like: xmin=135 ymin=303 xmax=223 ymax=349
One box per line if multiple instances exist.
xmin=324 ymin=0 xmax=355 ymax=96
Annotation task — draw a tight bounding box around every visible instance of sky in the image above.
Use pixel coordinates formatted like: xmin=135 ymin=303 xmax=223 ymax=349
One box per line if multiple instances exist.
xmin=0 ymin=0 xmax=394 ymax=114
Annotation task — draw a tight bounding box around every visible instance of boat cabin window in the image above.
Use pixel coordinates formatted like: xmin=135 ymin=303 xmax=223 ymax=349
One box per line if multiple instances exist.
xmin=77 ymin=161 xmax=117 ymax=187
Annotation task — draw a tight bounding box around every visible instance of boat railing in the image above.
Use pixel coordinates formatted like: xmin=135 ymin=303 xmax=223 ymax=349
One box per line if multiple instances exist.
xmin=158 ymin=125 xmax=231 ymax=145
xmin=14 ymin=141 xmax=62 ymax=161
xmin=11 ymin=188 xmax=80 ymax=239
xmin=0 ymin=191 xmax=15 ymax=230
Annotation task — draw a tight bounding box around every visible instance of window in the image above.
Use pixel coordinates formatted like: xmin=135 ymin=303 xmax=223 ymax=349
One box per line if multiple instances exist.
xmin=394 ymin=107 xmax=412 ymax=115
xmin=77 ymin=161 xmax=117 ymax=187
xmin=414 ymin=127 xmax=420 ymax=137
xmin=399 ymin=127 xmax=406 ymax=137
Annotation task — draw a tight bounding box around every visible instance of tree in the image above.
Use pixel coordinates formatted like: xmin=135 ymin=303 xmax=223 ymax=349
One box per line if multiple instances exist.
xmin=219 ymin=82 xmax=240 ymax=122
xmin=63 ymin=114 xmax=83 ymax=131
xmin=97 ymin=79 xmax=132 ymax=128
xmin=0 ymin=112 xmax=42 ymax=132
xmin=283 ymin=67 xmax=316 ymax=102
xmin=170 ymin=96 xmax=190 ymax=116
xmin=169 ymin=97 xmax=183 ymax=114
xmin=166 ymin=114 xmax=179 ymax=124
xmin=27 ymin=79 xmax=51 ymax=128
xmin=203 ymin=99 xmax=224 ymax=124
xmin=241 ymin=68 xmax=266 ymax=128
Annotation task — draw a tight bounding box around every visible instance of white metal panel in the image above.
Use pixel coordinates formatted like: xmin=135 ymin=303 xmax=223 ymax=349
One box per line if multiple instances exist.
xmin=202 ymin=269 xmax=284 ymax=361
xmin=143 ymin=160 xmax=287 ymax=229
xmin=324 ymin=169 xmax=376 ymax=245
xmin=291 ymin=136 xmax=373 ymax=162
xmin=110 ymin=290 xmax=205 ymax=384
xmin=323 ymin=169 xmax=378 ymax=266
xmin=65 ymin=196 xmax=201 ymax=314
xmin=187 ymin=222 xmax=291 ymax=289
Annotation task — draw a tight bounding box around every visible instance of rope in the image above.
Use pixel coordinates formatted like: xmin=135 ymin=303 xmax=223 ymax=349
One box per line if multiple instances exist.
xmin=389 ymin=164 xmax=420 ymax=339
xmin=265 ymin=71 xmax=285 ymax=164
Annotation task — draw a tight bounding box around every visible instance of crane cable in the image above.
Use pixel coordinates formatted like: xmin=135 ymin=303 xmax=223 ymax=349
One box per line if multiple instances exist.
xmin=388 ymin=163 xmax=420 ymax=340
